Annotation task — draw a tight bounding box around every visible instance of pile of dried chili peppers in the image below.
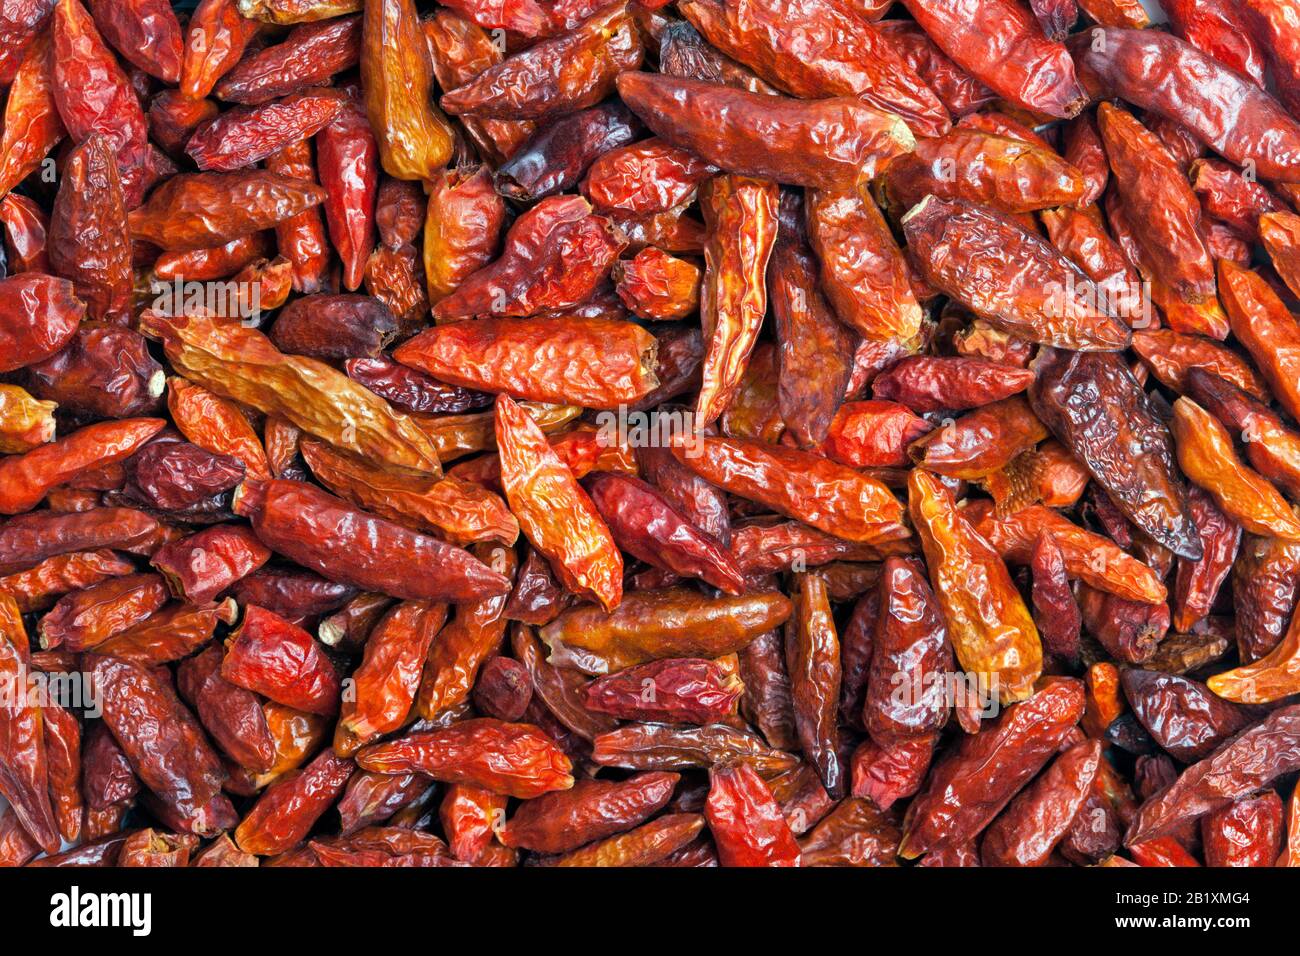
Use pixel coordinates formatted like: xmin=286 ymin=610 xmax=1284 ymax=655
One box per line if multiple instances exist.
xmin=1 ymin=0 xmax=1300 ymax=868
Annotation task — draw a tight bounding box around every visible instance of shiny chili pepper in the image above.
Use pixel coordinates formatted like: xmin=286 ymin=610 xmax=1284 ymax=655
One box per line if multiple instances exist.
xmin=1030 ymin=348 xmax=1202 ymax=560
xmin=0 ymin=30 xmax=63 ymax=200
xmin=215 ymin=13 xmax=360 ymax=104
xmin=672 ymin=433 xmax=907 ymax=544
xmin=678 ymin=0 xmax=949 ymax=136
xmin=1171 ymin=397 xmax=1300 ymax=540
xmin=1070 ymin=27 xmax=1300 ymax=183
xmin=235 ymin=748 xmax=354 ymax=856
xmin=361 ymin=0 xmax=454 ymax=181
xmin=904 ymin=197 xmax=1131 ymax=351
xmin=586 ymin=471 xmax=743 ymax=594
xmin=233 ymin=478 xmax=510 ymax=602
xmin=441 ymin=3 xmax=642 ymax=122
xmin=1233 ymin=535 xmax=1300 ymax=664
xmin=415 ymin=543 xmax=517 ymax=721
xmin=540 ymin=586 xmax=790 ymax=675
xmin=705 ymin=760 xmax=800 ymax=867
xmin=87 ymin=651 xmax=236 ymax=836
xmin=899 ymin=0 xmax=1085 ymax=118
xmin=356 ymin=718 xmax=574 ymax=798
xmin=395 ymin=316 xmax=654 ymax=409
xmin=908 ymin=469 xmax=1041 ymax=704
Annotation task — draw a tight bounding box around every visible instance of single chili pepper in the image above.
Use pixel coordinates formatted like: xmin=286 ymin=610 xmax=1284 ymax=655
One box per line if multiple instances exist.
xmin=144 ymin=314 xmax=443 ymax=477
xmin=215 ymin=13 xmax=360 ymax=104
xmin=0 ymin=30 xmax=64 ymax=200
xmin=1200 ymin=792 xmax=1283 ymax=868
xmin=233 ymin=479 xmax=509 ymax=602
xmin=705 ymin=760 xmax=800 ymax=867
xmin=581 ymin=137 xmax=714 ymax=215
xmin=1234 ymin=535 xmax=1300 ymax=664
xmin=489 ymin=394 xmax=622 ymax=609
xmin=672 ymin=433 xmax=907 ymax=544
xmin=0 ymin=384 xmax=54 ymax=455
xmin=1097 ymin=103 xmax=1216 ymax=306
xmin=1172 ymin=488 xmax=1240 ymax=634
xmin=335 ymin=600 xmax=448 ymax=753
xmin=39 ymin=571 xmax=169 ymax=651
xmin=908 ymin=469 xmax=1042 ymax=704
xmin=336 ymin=771 xmax=432 ymax=836
xmin=235 ymin=748 xmax=355 ymax=856
xmin=415 ymin=543 xmax=517 ymax=721
xmin=864 ymin=556 xmax=953 ymax=747
xmin=852 ymin=734 xmax=937 ymax=811
xmin=441 ymin=3 xmax=642 ymax=122
xmin=782 ymin=572 xmax=843 ymax=795
xmin=356 ymin=718 xmax=574 ymax=798
xmin=361 ymin=0 xmax=454 ymax=181
xmin=678 ymin=0 xmax=949 ymax=136
xmin=899 ymin=0 xmax=1084 ymax=117
xmin=586 ymin=471 xmax=743 ymax=594
xmin=422 ymin=165 xmax=503 ymax=308
xmin=186 ymin=87 xmax=347 ymax=173
xmin=612 ymin=247 xmax=701 ymax=322
xmin=903 ymin=197 xmax=1131 ymax=351
xmin=0 ymin=507 xmax=160 ymax=577
xmin=1070 ymin=27 xmax=1300 ymax=184
xmin=494 ymin=101 xmax=639 ymax=203
xmin=239 ymin=0 xmax=362 ymax=24
xmin=804 ymin=185 xmax=920 ymax=344
xmin=181 ymin=0 xmax=259 ymax=99
xmin=395 ymin=316 xmax=654 ymax=410
xmin=1030 ymin=348 xmax=1202 ymax=560
xmin=1171 ymin=396 xmax=1300 ymax=540
xmin=0 ymin=273 xmax=83 ymax=374
xmin=538 ymin=585 xmax=789 ymax=678
xmin=220 ymin=603 xmax=341 ymax=716
xmin=881 ymin=128 xmax=1086 ymax=216
xmin=128 ymin=170 xmax=325 ymax=251
xmin=618 ymin=72 xmax=913 ymax=192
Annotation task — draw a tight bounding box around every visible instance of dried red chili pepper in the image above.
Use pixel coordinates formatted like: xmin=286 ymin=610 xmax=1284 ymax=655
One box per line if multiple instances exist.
xmin=705 ymin=760 xmax=800 ymax=867
xmin=361 ymin=0 xmax=454 ymax=181
xmin=235 ymin=748 xmax=355 ymax=856
xmin=357 ymin=718 xmax=574 ymax=798
xmin=87 ymin=652 xmax=237 ymax=836
xmin=679 ymin=0 xmax=949 ymax=136
xmin=909 ymin=469 xmax=1041 ymax=704
xmin=1071 ymin=27 xmax=1300 ymax=183
xmin=441 ymin=3 xmax=642 ymax=122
